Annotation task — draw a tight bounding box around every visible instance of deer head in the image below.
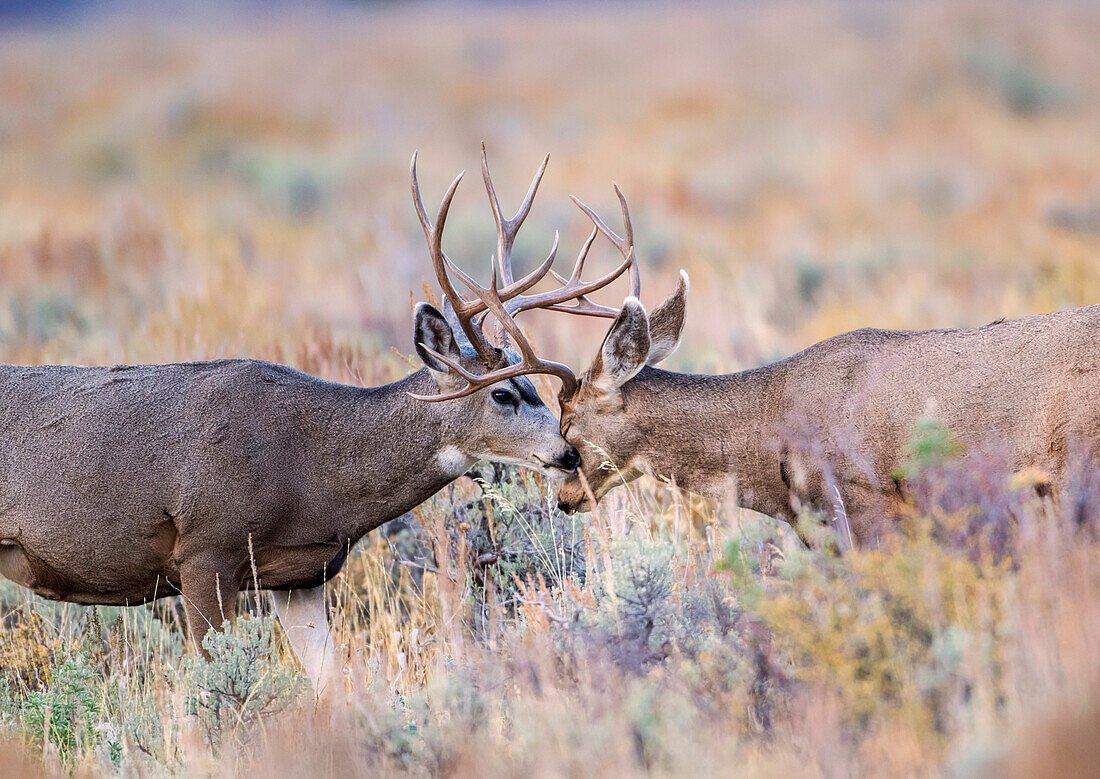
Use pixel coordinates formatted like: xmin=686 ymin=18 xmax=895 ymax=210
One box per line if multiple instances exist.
xmin=553 ymin=221 xmax=691 ymax=511
xmin=409 ymin=145 xmax=635 ymax=477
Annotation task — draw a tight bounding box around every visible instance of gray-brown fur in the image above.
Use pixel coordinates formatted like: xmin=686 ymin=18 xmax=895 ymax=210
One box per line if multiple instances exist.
xmin=0 ymin=305 xmax=578 ymax=651
xmin=557 ymin=274 xmax=1100 ymax=546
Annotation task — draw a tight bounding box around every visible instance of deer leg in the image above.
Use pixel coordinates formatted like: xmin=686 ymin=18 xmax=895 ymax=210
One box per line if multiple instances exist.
xmin=271 ymin=586 xmax=341 ymax=697
xmin=178 ymin=558 xmax=239 ymax=658
xmin=839 ymin=481 xmax=899 ymax=549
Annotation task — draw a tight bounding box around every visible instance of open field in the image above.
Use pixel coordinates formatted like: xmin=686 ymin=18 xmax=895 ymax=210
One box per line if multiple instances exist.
xmin=2 ymin=1 xmax=1100 ymax=775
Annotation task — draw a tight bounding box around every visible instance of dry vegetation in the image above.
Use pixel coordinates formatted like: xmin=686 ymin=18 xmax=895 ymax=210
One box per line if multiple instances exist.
xmin=2 ymin=1 xmax=1100 ymax=775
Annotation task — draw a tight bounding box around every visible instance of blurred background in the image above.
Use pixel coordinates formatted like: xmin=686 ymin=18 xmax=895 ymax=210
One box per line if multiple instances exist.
xmin=2 ymin=0 xmax=1099 ymax=388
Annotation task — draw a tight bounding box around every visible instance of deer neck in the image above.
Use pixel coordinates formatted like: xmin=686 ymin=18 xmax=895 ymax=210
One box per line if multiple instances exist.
xmin=618 ymin=365 xmax=786 ymax=511
xmin=313 ymin=369 xmax=474 ymax=538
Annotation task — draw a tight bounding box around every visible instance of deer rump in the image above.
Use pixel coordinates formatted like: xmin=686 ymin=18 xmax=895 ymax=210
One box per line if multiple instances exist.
xmin=0 ymin=358 xmax=360 ymax=606
xmin=791 ymin=305 xmax=1100 ymax=459
xmin=740 ymin=304 xmax=1100 ymax=536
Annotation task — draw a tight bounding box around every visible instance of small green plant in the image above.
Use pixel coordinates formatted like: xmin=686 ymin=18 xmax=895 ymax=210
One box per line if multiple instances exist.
xmin=180 ymin=613 xmax=306 ymax=745
xmin=0 ymin=677 xmax=14 ymax=729
xmin=893 ymin=415 xmax=964 ymax=480
xmin=715 ymin=539 xmax=761 ymax=605
xmin=20 ymin=654 xmax=121 ymax=766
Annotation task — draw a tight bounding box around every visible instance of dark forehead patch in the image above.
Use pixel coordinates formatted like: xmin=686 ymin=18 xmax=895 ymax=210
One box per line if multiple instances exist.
xmin=509 ymin=376 xmax=543 ymax=406
xmin=497 ymin=348 xmax=544 ymax=406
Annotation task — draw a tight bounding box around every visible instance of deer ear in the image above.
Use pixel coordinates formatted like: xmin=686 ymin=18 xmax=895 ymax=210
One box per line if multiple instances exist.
xmin=646 ymin=270 xmax=689 ymax=366
xmin=414 ymin=303 xmax=464 ymax=385
xmin=589 ymin=297 xmax=650 ymax=394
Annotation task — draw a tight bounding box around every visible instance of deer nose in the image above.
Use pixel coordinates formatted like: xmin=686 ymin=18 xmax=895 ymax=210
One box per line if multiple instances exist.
xmin=558 ymin=446 xmax=581 ymax=472
xmin=557 ymin=499 xmax=575 ymax=514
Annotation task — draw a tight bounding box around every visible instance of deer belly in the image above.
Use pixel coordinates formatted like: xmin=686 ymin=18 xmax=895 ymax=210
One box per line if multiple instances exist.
xmin=0 ymin=518 xmax=180 ymax=605
xmin=250 ymin=541 xmax=350 ymax=591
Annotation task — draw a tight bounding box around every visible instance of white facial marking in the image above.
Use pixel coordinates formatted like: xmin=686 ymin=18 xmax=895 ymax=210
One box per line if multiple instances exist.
xmin=436 ymin=446 xmax=472 ymax=478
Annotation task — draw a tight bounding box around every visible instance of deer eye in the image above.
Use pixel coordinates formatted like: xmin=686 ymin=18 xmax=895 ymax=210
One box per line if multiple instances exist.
xmin=490 ymin=389 xmax=516 ymax=407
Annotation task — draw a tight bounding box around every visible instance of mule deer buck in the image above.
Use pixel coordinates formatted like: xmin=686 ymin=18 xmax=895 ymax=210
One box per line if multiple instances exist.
xmin=549 ymin=189 xmax=1100 ymax=548
xmin=0 ymin=147 xmax=632 ymax=693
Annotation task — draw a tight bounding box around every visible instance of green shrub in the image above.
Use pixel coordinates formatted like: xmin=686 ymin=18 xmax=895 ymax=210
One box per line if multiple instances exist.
xmin=180 ymin=613 xmax=306 ymax=744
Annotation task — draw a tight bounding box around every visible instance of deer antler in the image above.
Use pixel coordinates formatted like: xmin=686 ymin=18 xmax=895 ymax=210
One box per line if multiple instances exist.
xmin=480 ymin=140 xmax=547 ymax=288
xmin=410 ymin=153 xmax=495 ymax=364
xmin=407 ymin=255 xmax=581 ymax=403
xmin=409 ymin=147 xmax=637 ymax=405
xmin=500 ymin=182 xmax=638 ymax=319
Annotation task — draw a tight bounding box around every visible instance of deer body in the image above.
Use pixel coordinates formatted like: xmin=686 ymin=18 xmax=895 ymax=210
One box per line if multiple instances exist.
xmin=0 ymin=359 xmax=491 ymax=609
xmin=0 ymin=349 xmax=579 ymax=697
xmin=556 ymin=272 xmax=1100 ymax=546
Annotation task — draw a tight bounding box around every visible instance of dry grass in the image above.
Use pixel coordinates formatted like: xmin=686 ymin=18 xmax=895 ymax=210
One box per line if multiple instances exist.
xmin=2 ymin=1 xmax=1100 ymax=775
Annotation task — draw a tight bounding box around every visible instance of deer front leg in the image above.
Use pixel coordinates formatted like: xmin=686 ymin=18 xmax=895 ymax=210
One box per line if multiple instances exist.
xmin=271 ymin=586 xmax=341 ymax=697
xmin=178 ymin=557 xmax=240 ymax=658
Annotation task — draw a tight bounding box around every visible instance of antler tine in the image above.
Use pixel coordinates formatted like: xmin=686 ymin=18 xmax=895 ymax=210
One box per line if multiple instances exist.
xmin=496 ymin=184 xmax=638 ymax=320
xmin=480 ymin=143 xmax=557 ymax=348
xmin=408 ymin=353 xmax=577 ymax=403
xmin=539 ymin=225 xmax=626 ymax=317
xmin=613 ymin=182 xmax=641 ymax=298
xmin=569 ymin=191 xmax=629 ymax=258
xmin=539 ymin=213 xmax=633 ymax=316
xmin=410 ymin=151 xmax=497 ymax=362
xmin=481 ymin=141 xmax=551 ymax=286
xmin=409 ymin=150 xmax=434 ymax=237
xmin=565 ymin=226 xmax=599 ymax=283
xmin=569 ymin=183 xmax=640 ymax=295
xmin=503 ymin=247 xmax=634 ymax=318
